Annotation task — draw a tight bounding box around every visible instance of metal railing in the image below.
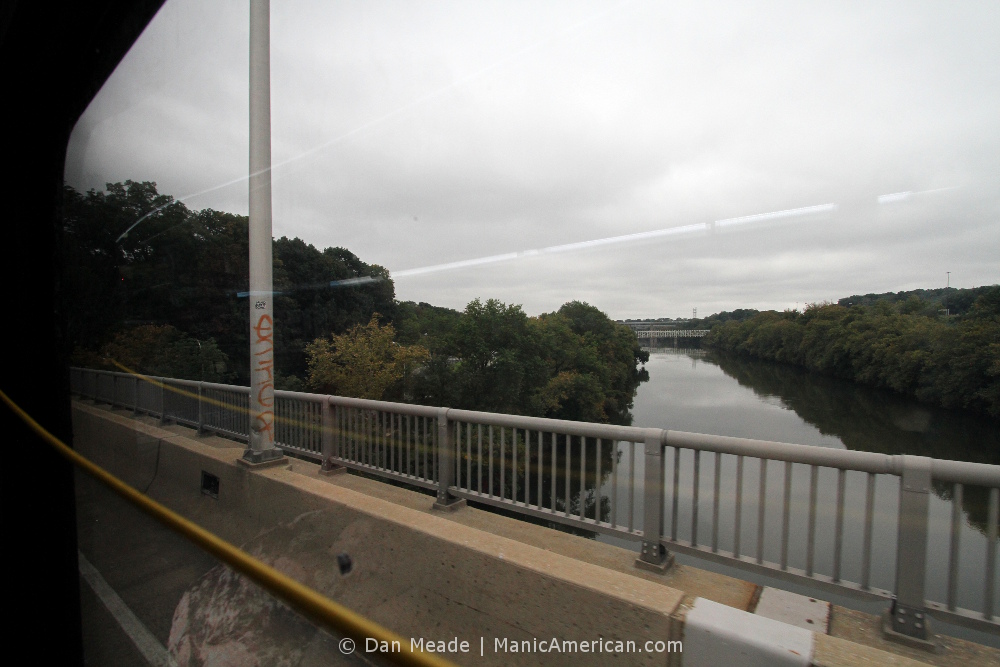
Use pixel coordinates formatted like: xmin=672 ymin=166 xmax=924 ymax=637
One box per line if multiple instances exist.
xmin=70 ymin=367 xmax=1000 ymax=639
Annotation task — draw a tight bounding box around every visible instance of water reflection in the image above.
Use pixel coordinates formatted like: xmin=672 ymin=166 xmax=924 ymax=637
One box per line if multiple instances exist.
xmin=617 ymin=346 xmax=1000 ymax=616
xmin=702 ymin=350 xmax=1000 ymax=536
xmin=706 ymin=350 xmax=1000 ymax=464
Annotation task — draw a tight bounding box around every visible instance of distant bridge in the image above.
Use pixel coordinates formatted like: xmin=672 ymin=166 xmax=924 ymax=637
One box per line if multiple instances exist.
xmin=636 ymin=329 xmax=710 ymax=339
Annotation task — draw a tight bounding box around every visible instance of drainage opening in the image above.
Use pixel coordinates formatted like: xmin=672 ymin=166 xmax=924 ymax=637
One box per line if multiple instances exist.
xmin=201 ymin=471 xmax=220 ymax=499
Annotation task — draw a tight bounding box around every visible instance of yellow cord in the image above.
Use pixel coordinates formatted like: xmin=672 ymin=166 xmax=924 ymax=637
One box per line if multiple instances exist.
xmin=0 ymin=388 xmax=456 ymax=667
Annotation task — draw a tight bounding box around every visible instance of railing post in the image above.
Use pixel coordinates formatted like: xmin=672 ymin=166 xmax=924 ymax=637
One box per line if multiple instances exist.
xmin=159 ymin=377 xmax=169 ymax=425
xmin=133 ymin=374 xmax=140 ymax=416
xmin=636 ymin=431 xmax=673 ymax=573
xmin=320 ymin=399 xmax=346 ymax=476
xmin=432 ymin=408 xmax=465 ymax=511
xmin=196 ymin=382 xmax=205 ymax=434
xmin=884 ymin=455 xmax=936 ymax=650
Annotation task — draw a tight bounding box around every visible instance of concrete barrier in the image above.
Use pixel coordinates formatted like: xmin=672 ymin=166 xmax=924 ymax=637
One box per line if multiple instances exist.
xmin=72 ymin=402 xmax=945 ymax=667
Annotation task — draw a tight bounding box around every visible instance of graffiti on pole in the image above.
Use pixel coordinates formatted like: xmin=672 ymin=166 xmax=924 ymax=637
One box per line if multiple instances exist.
xmin=252 ymin=311 xmax=275 ymax=442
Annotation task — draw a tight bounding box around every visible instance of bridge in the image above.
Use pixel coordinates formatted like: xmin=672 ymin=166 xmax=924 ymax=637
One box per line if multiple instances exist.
xmin=635 ymin=329 xmax=710 ymax=339
xmin=70 ymin=366 xmax=1000 ymax=663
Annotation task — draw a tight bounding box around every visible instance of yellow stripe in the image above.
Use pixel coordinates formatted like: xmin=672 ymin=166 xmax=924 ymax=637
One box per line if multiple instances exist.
xmin=0 ymin=388 xmax=457 ymax=667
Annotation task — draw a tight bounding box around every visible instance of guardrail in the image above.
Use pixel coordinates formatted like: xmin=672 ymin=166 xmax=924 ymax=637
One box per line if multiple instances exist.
xmin=70 ymin=367 xmax=1000 ymax=641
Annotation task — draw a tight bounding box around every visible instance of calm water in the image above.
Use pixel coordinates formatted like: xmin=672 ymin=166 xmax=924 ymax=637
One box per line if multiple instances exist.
xmin=602 ymin=347 xmax=1000 ymax=642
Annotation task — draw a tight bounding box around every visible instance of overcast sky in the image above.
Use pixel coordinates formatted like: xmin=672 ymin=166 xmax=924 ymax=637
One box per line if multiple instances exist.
xmin=65 ymin=0 xmax=999 ymax=319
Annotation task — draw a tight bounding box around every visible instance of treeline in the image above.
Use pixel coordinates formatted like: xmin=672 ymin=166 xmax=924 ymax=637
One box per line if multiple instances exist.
xmin=704 ymin=287 xmax=1000 ymax=418
xmin=62 ymin=180 xmax=395 ymax=386
xmin=64 ymin=181 xmax=648 ymax=425
xmin=399 ymin=299 xmax=648 ymax=425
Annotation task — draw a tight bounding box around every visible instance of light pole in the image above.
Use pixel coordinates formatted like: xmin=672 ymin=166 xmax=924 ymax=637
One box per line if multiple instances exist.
xmin=242 ymin=0 xmax=284 ymax=466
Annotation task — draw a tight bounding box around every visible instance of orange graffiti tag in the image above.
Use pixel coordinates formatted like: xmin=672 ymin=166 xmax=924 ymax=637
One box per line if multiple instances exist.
xmin=257 ymin=382 xmax=274 ymax=408
xmin=252 ymin=314 xmax=275 ymax=442
xmin=253 ymin=314 xmax=273 ymax=354
xmin=254 ymin=410 xmax=275 ymax=442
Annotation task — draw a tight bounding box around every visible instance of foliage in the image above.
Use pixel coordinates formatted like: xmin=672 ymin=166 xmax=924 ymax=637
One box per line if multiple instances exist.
xmin=62 ymin=181 xmax=648 ymax=423
xmin=705 ymin=286 xmax=1000 ymax=418
xmin=393 ymin=301 xmax=463 ymax=353
xmin=305 ymin=315 xmax=429 ymax=400
xmin=62 ymin=181 xmax=395 ymax=384
xmin=77 ymin=324 xmax=231 ymax=382
xmin=838 ymin=286 xmax=995 ymax=317
xmin=410 ymin=299 xmax=649 ymax=425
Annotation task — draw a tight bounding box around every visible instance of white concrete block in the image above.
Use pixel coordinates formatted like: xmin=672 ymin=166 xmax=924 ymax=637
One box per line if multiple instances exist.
xmin=684 ymin=597 xmax=814 ymax=667
xmin=754 ymin=587 xmax=830 ymax=632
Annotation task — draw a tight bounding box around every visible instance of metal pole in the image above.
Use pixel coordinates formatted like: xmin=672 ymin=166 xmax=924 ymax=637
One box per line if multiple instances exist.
xmin=242 ymin=0 xmax=283 ymax=466
xmin=432 ymin=408 xmax=465 ymax=510
xmin=636 ymin=433 xmax=673 ymax=572
xmin=884 ymin=455 xmax=935 ymax=647
xmin=197 ymin=382 xmax=205 ymax=434
xmin=319 ymin=399 xmax=345 ymax=475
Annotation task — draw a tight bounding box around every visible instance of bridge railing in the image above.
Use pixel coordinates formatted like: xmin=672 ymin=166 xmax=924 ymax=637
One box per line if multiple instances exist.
xmin=69 ymin=366 xmax=1000 ymax=640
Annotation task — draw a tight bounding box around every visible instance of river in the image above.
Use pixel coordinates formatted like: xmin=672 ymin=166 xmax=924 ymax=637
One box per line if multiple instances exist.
xmin=603 ymin=346 xmax=1000 ymax=643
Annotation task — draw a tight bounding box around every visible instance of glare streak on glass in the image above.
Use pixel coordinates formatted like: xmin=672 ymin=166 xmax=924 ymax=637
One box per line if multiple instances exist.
xmin=390 ymin=204 xmax=836 ymax=281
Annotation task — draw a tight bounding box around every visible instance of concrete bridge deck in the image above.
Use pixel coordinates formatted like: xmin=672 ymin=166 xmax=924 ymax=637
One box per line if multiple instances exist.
xmin=72 ymin=400 xmax=999 ymax=666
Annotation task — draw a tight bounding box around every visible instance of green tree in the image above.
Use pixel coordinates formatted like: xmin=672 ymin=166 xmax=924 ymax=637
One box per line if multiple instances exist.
xmin=705 ymin=286 xmax=1000 ymax=418
xmin=447 ymin=298 xmax=541 ymax=414
xmin=62 ymin=181 xmax=397 ymax=385
xmin=305 ymin=315 xmax=429 ymax=400
xmin=88 ymin=324 xmax=231 ymax=382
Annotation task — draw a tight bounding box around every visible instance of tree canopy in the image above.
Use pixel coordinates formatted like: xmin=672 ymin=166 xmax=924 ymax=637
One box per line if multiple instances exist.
xmin=63 ymin=181 xmax=395 ymax=384
xmin=407 ymin=299 xmax=649 ymax=425
xmin=305 ymin=315 xmax=429 ymax=400
xmin=705 ymin=287 xmax=1000 ymax=418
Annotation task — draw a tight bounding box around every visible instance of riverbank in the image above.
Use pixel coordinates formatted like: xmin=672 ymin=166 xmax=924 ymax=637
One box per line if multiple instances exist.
xmin=701 ymin=286 xmax=1000 ymax=420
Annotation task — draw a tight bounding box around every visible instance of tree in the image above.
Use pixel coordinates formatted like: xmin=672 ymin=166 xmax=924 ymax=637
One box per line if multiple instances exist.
xmin=704 ymin=286 xmax=1000 ymax=418
xmin=445 ymin=298 xmax=543 ymax=414
xmin=88 ymin=324 xmax=231 ymax=382
xmin=305 ymin=315 xmax=428 ymax=400
xmin=62 ymin=182 xmax=398 ymax=385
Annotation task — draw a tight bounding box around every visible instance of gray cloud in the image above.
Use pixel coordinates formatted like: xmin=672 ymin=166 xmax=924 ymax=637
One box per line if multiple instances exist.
xmin=66 ymin=0 xmax=1000 ymax=319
